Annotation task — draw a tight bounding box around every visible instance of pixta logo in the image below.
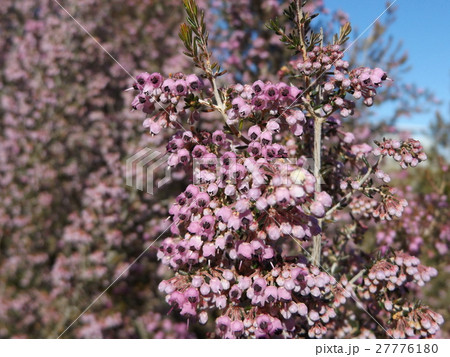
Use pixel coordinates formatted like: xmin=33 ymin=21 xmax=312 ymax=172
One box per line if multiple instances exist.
xmin=126 ymin=148 xmax=171 ymax=194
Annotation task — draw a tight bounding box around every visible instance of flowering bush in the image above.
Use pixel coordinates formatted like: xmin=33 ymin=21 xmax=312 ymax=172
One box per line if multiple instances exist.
xmin=131 ymin=0 xmax=444 ymax=338
xmin=0 ymin=0 xmax=191 ymax=338
xmin=0 ymin=0 xmax=446 ymax=339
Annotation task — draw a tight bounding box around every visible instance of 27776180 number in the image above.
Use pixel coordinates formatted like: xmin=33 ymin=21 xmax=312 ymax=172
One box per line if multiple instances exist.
xmin=375 ymin=344 xmax=438 ymax=354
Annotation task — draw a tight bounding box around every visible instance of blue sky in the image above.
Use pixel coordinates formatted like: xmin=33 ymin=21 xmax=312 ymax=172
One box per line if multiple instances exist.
xmin=326 ymin=0 xmax=450 ymax=132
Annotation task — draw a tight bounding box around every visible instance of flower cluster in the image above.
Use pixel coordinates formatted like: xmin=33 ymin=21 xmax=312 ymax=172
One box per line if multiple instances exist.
xmin=294 ymin=45 xmax=347 ymax=76
xmin=131 ymin=72 xmax=205 ymax=134
xmin=361 ymin=252 xmax=438 ymax=298
xmin=348 ymin=66 xmax=389 ymax=107
xmin=228 ymin=81 xmax=302 ymax=122
xmin=158 ymin=137 xmax=329 ymax=274
xmin=136 ymin=0 xmax=444 ymax=339
xmin=349 ymin=187 xmax=409 ymax=221
xmin=387 ymin=304 xmax=444 ymax=339
xmin=284 ymin=45 xmax=390 ymax=117
xmin=374 ymin=138 xmax=427 ymax=169
xmin=159 ymin=262 xmax=343 ymax=338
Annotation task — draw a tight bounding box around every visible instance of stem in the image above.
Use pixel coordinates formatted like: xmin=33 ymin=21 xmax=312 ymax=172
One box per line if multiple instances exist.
xmin=311 ymin=116 xmax=324 ymax=266
xmin=209 ymin=73 xmax=224 ymax=110
xmin=294 ymin=0 xmax=308 ymax=60
xmin=208 ymin=75 xmax=250 ymax=144
xmin=183 ymin=1 xmax=249 ymax=145
xmin=313 ymin=119 xmax=322 ymax=193
xmin=349 ymin=269 xmax=366 ymax=285
xmin=204 ymin=61 xmax=250 ymax=144
xmin=325 ymin=156 xmax=382 ymax=218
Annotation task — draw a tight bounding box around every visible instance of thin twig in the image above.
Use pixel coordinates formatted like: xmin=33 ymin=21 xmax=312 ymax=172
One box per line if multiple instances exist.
xmin=294 ymin=0 xmax=308 ymax=59
xmin=349 ymin=269 xmax=366 ymax=285
xmin=325 ymin=156 xmax=382 ymax=218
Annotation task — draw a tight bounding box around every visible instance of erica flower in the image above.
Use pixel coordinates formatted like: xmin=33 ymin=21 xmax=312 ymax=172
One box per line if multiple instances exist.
xmin=248 ymin=142 xmax=262 ymax=156
xmin=162 ymin=78 xmax=175 ymax=93
xmin=148 ymin=72 xmax=164 ymax=88
xmin=174 ymin=79 xmax=188 ymax=95
xmin=267 ymin=224 xmax=281 ymax=241
xmin=310 ymin=201 xmax=325 ymax=218
xmin=237 ymin=242 xmax=252 ymax=259
xmin=135 ymin=72 xmax=151 ymax=88
xmin=260 ymin=131 xmax=273 ymax=145
xmin=186 ymin=74 xmax=204 ymax=90
xmin=231 ymin=97 xmax=245 ymax=111
xmin=264 ymin=286 xmax=278 ymax=303
xmin=230 ymin=320 xmax=244 ymax=337
xmin=192 ymin=145 xmax=207 ymax=158
xmin=264 ymin=84 xmax=279 ymax=101
xmin=212 ymin=130 xmax=226 ymax=145
xmin=252 ymin=95 xmax=268 ymax=111
xmin=252 ymin=80 xmax=265 ymax=94
xmin=256 ymin=315 xmax=271 ymax=332
xmin=248 ymin=125 xmax=262 ymax=141
xmin=216 ymin=316 xmax=231 ymax=333
xmin=239 ymin=104 xmax=252 ymax=117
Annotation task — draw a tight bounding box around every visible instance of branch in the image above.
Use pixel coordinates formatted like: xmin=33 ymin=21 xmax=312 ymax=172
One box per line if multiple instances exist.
xmin=294 ymin=0 xmax=308 ymax=59
xmin=307 ymin=102 xmax=326 ymax=267
xmin=325 ymin=156 xmax=382 ymax=219
xmin=349 ymin=269 xmax=366 ymax=285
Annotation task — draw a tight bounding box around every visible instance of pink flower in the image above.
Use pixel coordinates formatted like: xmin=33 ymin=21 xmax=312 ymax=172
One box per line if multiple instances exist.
xmin=253 ymin=277 xmax=267 ymax=294
xmin=202 ymin=243 xmax=215 ymax=258
xmin=210 ymin=278 xmax=223 ymax=294
xmin=186 ymin=74 xmax=204 ymax=90
xmin=277 ymin=287 xmax=292 ymax=302
xmin=200 ymin=283 xmax=211 ymax=296
xmin=227 ymin=215 xmax=241 ymax=230
xmin=266 ymin=120 xmax=280 ymax=133
xmin=262 ymin=247 xmax=275 ymax=260
xmin=168 ymin=291 xmax=185 ymax=308
xmin=260 ymin=131 xmax=273 ymax=145
xmin=235 ymin=199 xmax=249 ymax=213
xmin=217 ymin=206 xmax=232 ymax=223
xmin=248 ymin=142 xmax=262 ymax=156
xmin=174 ymin=79 xmax=188 ymax=95
xmin=292 ymin=225 xmax=305 ymax=239
xmin=316 ymin=191 xmax=332 ymax=207
xmin=252 ymin=80 xmax=265 ymax=94
xmin=310 ymin=201 xmax=325 ymax=218
xmin=264 ymin=84 xmax=279 ymax=100
xmin=264 ymin=286 xmax=278 ymax=303
xmin=215 ymin=295 xmax=227 ymax=309
xmin=230 ymin=320 xmax=244 ymax=336
xmin=180 ymin=302 xmax=196 ymax=317
xmin=275 ymin=187 xmax=290 ymax=204
xmin=237 ymin=242 xmax=253 ymax=259
xmin=248 ymin=125 xmax=262 ymax=141
xmin=297 ymin=303 xmax=308 ymax=316
xmin=256 ymin=315 xmax=271 ymax=331
xmin=212 ymin=130 xmax=226 ymax=145
xmin=148 ymin=72 xmax=164 ymax=88
xmin=229 ymin=286 xmax=242 ymax=300
xmin=216 ymin=316 xmax=231 ymax=333
xmin=200 ymin=215 xmax=215 ymax=231
xmin=267 ymin=224 xmax=281 ymax=241
xmin=184 ymin=287 xmax=199 ymax=304
xmin=192 ymin=145 xmax=207 ymax=158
